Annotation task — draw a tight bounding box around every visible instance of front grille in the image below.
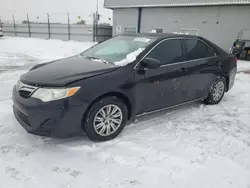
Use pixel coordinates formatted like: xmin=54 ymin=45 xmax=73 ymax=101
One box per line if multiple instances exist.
xmin=15 ymin=108 xmax=30 ymax=126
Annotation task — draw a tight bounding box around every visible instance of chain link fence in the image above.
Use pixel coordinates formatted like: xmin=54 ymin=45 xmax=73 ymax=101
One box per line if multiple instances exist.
xmin=0 ymin=12 xmax=112 ymax=42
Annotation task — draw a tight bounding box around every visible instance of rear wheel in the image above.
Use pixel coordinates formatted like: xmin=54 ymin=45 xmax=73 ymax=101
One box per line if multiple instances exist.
xmin=204 ymin=77 xmax=226 ymax=105
xmin=83 ymin=96 xmax=128 ymax=142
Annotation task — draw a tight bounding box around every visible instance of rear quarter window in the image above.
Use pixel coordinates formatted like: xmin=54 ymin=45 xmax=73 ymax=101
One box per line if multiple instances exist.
xmin=183 ymin=39 xmax=216 ymax=61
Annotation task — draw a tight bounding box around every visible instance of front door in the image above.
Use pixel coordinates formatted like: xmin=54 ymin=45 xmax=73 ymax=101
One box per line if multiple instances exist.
xmin=182 ymin=38 xmax=221 ymax=100
xmin=134 ymin=39 xmax=189 ymax=115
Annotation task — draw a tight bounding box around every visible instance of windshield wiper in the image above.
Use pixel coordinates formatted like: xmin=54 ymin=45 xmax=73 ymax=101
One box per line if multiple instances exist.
xmin=85 ymin=56 xmax=110 ymax=64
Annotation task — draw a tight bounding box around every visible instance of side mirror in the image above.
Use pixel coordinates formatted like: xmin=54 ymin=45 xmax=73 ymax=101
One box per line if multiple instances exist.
xmin=141 ymin=58 xmax=161 ymax=69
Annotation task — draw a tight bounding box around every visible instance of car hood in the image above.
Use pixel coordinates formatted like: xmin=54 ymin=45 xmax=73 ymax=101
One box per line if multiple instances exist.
xmin=21 ymin=55 xmax=119 ymax=86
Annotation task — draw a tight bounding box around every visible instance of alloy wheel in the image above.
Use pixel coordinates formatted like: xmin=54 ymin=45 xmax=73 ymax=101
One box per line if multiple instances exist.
xmin=212 ymin=81 xmax=225 ymax=101
xmin=93 ymin=105 xmax=123 ymax=136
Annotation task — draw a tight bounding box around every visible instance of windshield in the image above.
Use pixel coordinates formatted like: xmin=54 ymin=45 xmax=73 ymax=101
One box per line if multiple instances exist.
xmin=81 ymin=36 xmax=156 ymax=65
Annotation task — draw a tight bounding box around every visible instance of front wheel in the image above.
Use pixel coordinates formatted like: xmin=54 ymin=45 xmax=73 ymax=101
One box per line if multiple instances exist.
xmin=83 ymin=96 xmax=128 ymax=142
xmin=204 ymin=77 xmax=226 ymax=105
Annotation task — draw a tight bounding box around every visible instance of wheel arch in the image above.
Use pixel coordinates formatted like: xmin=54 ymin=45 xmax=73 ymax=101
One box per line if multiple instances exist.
xmin=219 ymin=74 xmax=229 ymax=91
xmin=82 ymin=92 xmax=133 ymax=126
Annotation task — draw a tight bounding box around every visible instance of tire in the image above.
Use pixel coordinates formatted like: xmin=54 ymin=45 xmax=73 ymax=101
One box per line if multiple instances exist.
xmin=83 ymin=96 xmax=128 ymax=142
xmin=204 ymin=77 xmax=226 ymax=105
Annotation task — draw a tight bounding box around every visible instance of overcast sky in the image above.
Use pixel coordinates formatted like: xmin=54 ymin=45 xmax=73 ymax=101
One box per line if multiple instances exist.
xmin=1 ymin=0 xmax=112 ymax=24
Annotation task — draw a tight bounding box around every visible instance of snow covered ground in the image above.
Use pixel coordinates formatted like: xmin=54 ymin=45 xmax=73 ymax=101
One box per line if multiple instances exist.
xmin=0 ymin=37 xmax=95 ymax=69
xmin=0 ymin=37 xmax=250 ymax=188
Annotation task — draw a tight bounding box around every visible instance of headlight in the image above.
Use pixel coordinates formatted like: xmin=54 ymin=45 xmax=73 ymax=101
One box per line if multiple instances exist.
xmin=31 ymin=87 xmax=80 ymax=102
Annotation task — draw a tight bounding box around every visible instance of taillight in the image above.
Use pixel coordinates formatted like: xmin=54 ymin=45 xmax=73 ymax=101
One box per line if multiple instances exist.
xmin=234 ymin=57 xmax=238 ymax=63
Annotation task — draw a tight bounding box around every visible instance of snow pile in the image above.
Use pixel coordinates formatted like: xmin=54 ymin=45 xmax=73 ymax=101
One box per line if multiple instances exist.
xmin=113 ymin=48 xmax=145 ymax=66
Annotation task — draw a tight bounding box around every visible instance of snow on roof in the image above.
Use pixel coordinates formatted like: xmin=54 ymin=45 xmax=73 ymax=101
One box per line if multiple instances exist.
xmin=105 ymin=0 xmax=250 ymax=8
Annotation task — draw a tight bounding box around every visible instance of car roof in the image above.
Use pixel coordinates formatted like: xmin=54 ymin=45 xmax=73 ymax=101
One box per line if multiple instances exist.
xmin=122 ymin=32 xmax=199 ymax=39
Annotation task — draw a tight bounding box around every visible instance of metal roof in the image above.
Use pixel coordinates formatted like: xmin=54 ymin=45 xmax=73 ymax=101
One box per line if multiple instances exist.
xmin=120 ymin=33 xmax=207 ymax=41
xmin=121 ymin=32 xmax=197 ymax=38
xmin=104 ymin=0 xmax=250 ymax=8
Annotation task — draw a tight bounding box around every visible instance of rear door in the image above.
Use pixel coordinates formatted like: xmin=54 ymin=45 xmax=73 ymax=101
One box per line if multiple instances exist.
xmin=183 ymin=38 xmax=221 ymax=100
xmin=134 ymin=38 xmax=189 ymax=114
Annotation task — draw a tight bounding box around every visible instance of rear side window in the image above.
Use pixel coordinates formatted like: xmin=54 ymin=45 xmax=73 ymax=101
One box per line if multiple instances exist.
xmin=183 ymin=39 xmax=215 ymax=61
xmin=146 ymin=39 xmax=183 ymax=65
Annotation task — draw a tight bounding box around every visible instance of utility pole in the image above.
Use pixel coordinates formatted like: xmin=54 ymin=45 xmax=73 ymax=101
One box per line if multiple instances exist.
xmin=47 ymin=13 xmax=51 ymax=39
xmin=27 ymin=14 xmax=31 ymax=37
xmin=95 ymin=0 xmax=99 ymax=42
xmin=0 ymin=16 xmax=2 ymax=28
xmin=92 ymin=13 xmax=95 ymax=42
xmin=67 ymin=12 xmax=71 ymax=40
xmin=96 ymin=0 xmax=99 ymax=27
xmin=12 ymin=14 xmax=17 ymax=36
xmin=92 ymin=0 xmax=100 ymax=42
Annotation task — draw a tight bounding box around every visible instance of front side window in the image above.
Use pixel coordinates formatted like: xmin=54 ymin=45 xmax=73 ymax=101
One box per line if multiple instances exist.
xmin=81 ymin=36 xmax=156 ymax=64
xmin=183 ymin=39 xmax=215 ymax=61
xmin=146 ymin=39 xmax=183 ymax=65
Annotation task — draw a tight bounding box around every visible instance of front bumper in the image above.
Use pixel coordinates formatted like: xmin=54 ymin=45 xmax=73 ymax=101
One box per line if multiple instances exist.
xmin=12 ymin=85 xmax=88 ymax=138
